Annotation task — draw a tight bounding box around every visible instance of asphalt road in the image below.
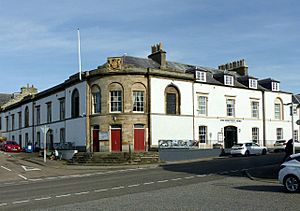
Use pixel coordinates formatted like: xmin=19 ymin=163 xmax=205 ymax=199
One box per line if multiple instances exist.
xmin=0 ymin=152 xmax=292 ymax=210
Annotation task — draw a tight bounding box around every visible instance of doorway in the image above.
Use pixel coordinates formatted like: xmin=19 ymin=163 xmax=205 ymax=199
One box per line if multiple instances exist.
xmin=92 ymin=125 xmax=100 ymax=152
xmin=134 ymin=124 xmax=145 ymax=151
xmin=111 ymin=125 xmax=122 ymax=152
xmin=224 ymin=126 xmax=237 ymax=148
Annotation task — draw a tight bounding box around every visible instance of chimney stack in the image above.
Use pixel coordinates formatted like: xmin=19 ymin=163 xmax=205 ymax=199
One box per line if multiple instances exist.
xmin=148 ymin=42 xmax=166 ymax=69
xmin=218 ymin=59 xmax=248 ymax=76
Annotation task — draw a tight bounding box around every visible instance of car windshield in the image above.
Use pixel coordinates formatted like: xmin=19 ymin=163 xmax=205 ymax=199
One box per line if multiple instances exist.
xmin=6 ymin=141 xmax=18 ymax=145
xmin=232 ymin=144 xmax=243 ymax=147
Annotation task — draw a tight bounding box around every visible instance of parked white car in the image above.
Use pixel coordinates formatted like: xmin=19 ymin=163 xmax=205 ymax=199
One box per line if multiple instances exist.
xmin=278 ymin=153 xmax=300 ymax=192
xmin=274 ymin=139 xmax=300 ymax=152
xmin=230 ymin=142 xmax=267 ymax=156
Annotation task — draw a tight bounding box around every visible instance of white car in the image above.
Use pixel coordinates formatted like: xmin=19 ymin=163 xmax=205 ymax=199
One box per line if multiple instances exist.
xmin=274 ymin=139 xmax=300 ymax=152
xmin=278 ymin=153 xmax=300 ymax=192
xmin=230 ymin=142 xmax=267 ymax=156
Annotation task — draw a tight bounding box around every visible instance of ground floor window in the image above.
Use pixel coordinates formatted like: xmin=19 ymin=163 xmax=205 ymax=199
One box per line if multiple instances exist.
xmin=252 ymin=127 xmax=259 ymax=143
xmin=294 ymin=130 xmax=298 ymax=141
xmin=199 ymin=126 xmax=207 ymax=144
xmin=276 ymin=128 xmax=283 ymax=140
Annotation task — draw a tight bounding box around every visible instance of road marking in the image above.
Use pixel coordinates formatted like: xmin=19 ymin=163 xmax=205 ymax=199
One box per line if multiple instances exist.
xmin=55 ymin=194 xmax=71 ymax=198
xmin=184 ymin=176 xmax=195 ymax=179
xmin=21 ymin=165 xmax=41 ymax=171
xmin=18 ymin=174 xmax=28 ymax=180
xmin=12 ymin=200 xmax=30 ymax=204
xmin=157 ymin=180 xmax=168 ymax=183
xmin=230 ymin=170 xmax=239 ymax=173
xmin=171 ymin=178 xmax=182 ymax=181
xmin=128 ymin=184 xmax=140 ymax=188
xmin=144 ymin=182 xmax=154 ymax=185
xmin=34 ymin=197 xmax=52 ymax=201
xmin=94 ymin=188 xmax=108 ymax=192
xmin=1 ymin=166 xmax=12 ymax=172
xmin=45 ymin=177 xmax=58 ymax=180
xmin=0 ymin=203 xmax=7 ymax=207
xmin=112 ymin=186 xmax=125 ymax=190
xmin=196 ymin=174 xmax=207 ymax=177
xmin=29 ymin=178 xmax=43 ymax=182
xmin=74 ymin=191 xmax=90 ymax=195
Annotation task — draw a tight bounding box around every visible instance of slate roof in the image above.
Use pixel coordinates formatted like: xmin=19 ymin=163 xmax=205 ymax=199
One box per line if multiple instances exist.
xmin=0 ymin=93 xmax=12 ymax=106
xmin=293 ymin=94 xmax=300 ymax=104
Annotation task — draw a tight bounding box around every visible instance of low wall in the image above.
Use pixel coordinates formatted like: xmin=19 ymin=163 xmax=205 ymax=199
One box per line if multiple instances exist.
xmin=159 ymin=148 xmax=223 ymax=162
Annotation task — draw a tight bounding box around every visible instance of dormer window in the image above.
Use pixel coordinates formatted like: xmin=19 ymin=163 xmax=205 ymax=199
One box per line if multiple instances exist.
xmin=272 ymin=82 xmax=280 ymax=91
xmin=224 ymin=75 xmax=234 ymax=86
xmin=249 ymin=79 xmax=257 ymax=89
xmin=195 ymin=71 xmax=206 ymax=82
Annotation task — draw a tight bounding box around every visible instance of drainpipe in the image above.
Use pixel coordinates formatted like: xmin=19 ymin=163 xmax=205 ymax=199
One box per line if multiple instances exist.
xmin=147 ymin=68 xmax=151 ymax=151
xmin=262 ymin=91 xmax=266 ymax=146
xmin=192 ymin=81 xmax=195 ymax=144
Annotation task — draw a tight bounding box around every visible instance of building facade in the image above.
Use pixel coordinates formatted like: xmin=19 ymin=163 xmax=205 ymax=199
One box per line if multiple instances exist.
xmin=0 ymin=43 xmax=297 ymax=152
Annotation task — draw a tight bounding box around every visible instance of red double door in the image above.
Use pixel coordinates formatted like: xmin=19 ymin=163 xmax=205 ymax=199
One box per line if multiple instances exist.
xmin=111 ymin=125 xmax=145 ymax=152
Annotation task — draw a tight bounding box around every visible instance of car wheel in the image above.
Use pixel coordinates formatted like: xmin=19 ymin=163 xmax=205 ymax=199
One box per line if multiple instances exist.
xmin=262 ymin=149 xmax=267 ymax=155
xmin=245 ymin=150 xmax=250 ymax=157
xmin=284 ymin=175 xmax=300 ymax=193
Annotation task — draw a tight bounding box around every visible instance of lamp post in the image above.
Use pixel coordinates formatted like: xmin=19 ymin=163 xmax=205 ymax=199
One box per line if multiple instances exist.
xmin=41 ymin=125 xmax=50 ymax=163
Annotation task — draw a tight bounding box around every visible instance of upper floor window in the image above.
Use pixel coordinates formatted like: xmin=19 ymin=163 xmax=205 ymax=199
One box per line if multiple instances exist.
xmin=197 ymin=96 xmax=207 ymax=115
xmin=199 ymin=126 xmax=207 ymax=144
xmin=251 ymin=101 xmax=259 ymax=118
xmin=110 ymin=90 xmax=122 ymax=112
xmin=249 ymin=79 xmax=257 ymax=89
xmin=59 ymin=98 xmax=65 ymax=120
xmin=133 ymin=91 xmax=144 ymax=112
xmin=18 ymin=112 xmax=22 ymax=129
xmin=36 ymin=106 xmax=40 ymax=125
xmin=274 ymin=98 xmax=283 ymax=120
xmin=224 ymin=75 xmax=234 ymax=86
xmin=25 ymin=106 xmax=29 ymax=127
xmin=91 ymin=85 xmax=101 ymax=114
xmin=272 ymin=82 xmax=280 ymax=91
xmin=71 ymin=89 xmax=80 ymax=118
xmin=226 ymin=98 xmax=235 ymax=117
xmin=11 ymin=114 xmax=15 ymax=130
xmin=46 ymin=102 xmax=52 ymax=123
xmin=195 ymin=71 xmax=206 ymax=82
xmin=165 ymin=85 xmax=180 ymax=115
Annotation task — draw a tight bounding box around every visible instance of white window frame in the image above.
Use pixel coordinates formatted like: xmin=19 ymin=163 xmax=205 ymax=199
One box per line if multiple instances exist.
xmin=226 ymin=98 xmax=235 ymax=117
xmin=199 ymin=126 xmax=207 ymax=144
xmin=110 ymin=90 xmax=122 ymax=113
xmin=252 ymin=127 xmax=259 ymax=143
xmin=251 ymin=101 xmax=259 ymax=118
xmin=276 ymin=128 xmax=283 ymax=140
xmin=249 ymin=79 xmax=257 ymax=89
xmin=274 ymin=103 xmax=281 ymax=120
xmin=197 ymin=96 xmax=207 ymax=115
xmin=272 ymin=82 xmax=280 ymax=91
xmin=196 ymin=71 xmax=206 ymax=82
xmin=224 ymin=75 xmax=234 ymax=86
xmin=133 ymin=91 xmax=144 ymax=112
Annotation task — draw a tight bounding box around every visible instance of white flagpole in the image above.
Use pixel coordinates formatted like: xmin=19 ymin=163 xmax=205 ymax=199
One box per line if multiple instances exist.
xmin=77 ymin=28 xmax=82 ymax=81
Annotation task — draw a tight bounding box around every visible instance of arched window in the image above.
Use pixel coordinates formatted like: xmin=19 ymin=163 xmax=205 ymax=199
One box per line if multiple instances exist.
xmin=25 ymin=106 xmax=29 ymax=127
xmin=274 ymin=98 xmax=283 ymax=120
xmin=91 ymin=85 xmax=101 ymax=114
xmin=108 ymin=83 xmax=123 ymax=113
xmin=72 ymin=89 xmax=80 ymax=118
xmin=165 ymin=85 xmax=180 ymax=115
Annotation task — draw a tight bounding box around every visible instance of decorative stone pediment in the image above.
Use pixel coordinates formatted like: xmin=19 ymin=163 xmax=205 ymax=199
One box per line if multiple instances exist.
xmin=107 ymin=57 xmax=123 ymax=70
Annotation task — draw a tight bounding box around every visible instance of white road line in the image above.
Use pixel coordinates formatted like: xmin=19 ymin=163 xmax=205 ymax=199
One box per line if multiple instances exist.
xmin=45 ymin=177 xmax=58 ymax=180
xmin=157 ymin=180 xmax=168 ymax=183
xmin=112 ymin=186 xmax=125 ymax=190
xmin=34 ymin=197 xmax=52 ymax=201
xmin=29 ymin=178 xmax=43 ymax=182
xmin=12 ymin=200 xmax=30 ymax=204
xmin=128 ymin=184 xmax=140 ymax=188
xmin=143 ymin=182 xmax=154 ymax=185
xmin=0 ymin=203 xmax=7 ymax=206
xmin=94 ymin=188 xmax=108 ymax=192
xmin=55 ymin=194 xmax=71 ymax=198
xmin=184 ymin=176 xmax=195 ymax=179
xmin=1 ymin=166 xmax=12 ymax=172
xmin=74 ymin=191 xmax=90 ymax=195
xmin=171 ymin=178 xmax=182 ymax=181
xmin=196 ymin=174 xmax=207 ymax=177
xmin=230 ymin=170 xmax=239 ymax=173
xmin=18 ymin=174 xmax=28 ymax=180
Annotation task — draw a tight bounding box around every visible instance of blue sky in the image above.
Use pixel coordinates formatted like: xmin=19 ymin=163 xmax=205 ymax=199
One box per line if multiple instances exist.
xmin=0 ymin=0 xmax=299 ymax=93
